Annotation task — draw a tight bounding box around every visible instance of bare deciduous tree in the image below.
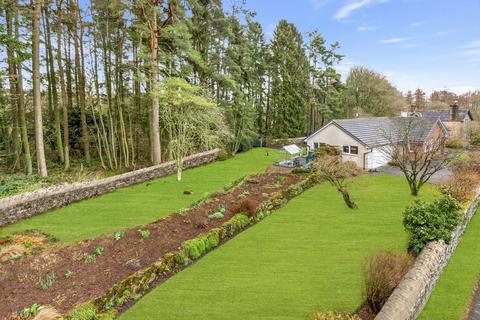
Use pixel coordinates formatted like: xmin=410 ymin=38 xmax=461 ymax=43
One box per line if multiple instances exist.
xmin=381 ymin=117 xmax=449 ymax=196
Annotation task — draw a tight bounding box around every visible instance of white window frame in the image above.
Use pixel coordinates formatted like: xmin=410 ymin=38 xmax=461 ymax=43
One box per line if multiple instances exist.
xmin=342 ymin=145 xmax=359 ymax=155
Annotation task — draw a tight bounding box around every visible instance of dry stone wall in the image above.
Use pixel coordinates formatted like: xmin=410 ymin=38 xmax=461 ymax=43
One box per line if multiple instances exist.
xmin=375 ymin=193 xmax=480 ymax=320
xmin=0 ymin=149 xmax=220 ymax=227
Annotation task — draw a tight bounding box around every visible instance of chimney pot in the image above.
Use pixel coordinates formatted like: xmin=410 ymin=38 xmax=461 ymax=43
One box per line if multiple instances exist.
xmin=451 ymin=103 xmax=459 ymax=121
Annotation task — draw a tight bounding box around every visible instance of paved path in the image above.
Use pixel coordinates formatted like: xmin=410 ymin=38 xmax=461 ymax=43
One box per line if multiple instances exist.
xmin=375 ymin=165 xmax=452 ymax=184
xmin=467 ymin=282 xmax=480 ymax=320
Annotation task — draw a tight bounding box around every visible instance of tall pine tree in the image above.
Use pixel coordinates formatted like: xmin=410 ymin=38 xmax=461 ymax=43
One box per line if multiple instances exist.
xmin=269 ymin=20 xmax=309 ymax=138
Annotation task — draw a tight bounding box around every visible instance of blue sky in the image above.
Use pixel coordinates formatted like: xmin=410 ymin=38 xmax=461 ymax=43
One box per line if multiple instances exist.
xmin=244 ymin=0 xmax=480 ymax=94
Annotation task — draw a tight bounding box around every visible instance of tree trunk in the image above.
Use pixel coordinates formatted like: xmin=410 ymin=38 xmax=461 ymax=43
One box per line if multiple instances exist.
xmin=33 ymin=0 xmax=48 ymax=177
xmin=339 ymin=187 xmax=357 ymax=209
xmin=73 ymin=0 xmax=90 ymax=164
xmin=176 ymin=158 xmax=183 ymax=181
xmin=6 ymin=3 xmax=22 ymax=171
xmin=56 ymin=0 xmax=70 ymax=170
xmin=15 ymin=5 xmax=32 ymax=176
xmin=150 ymin=2 xmax=161 ymax=165
xmin=43 ymin=6 xmax=64 ymax=163
xmin=409 ymin=182 xmax=419 ymax=196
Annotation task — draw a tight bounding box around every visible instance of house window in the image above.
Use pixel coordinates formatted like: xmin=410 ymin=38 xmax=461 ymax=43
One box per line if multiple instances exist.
xmin=342 ymin=145 xmax=359 ymax=155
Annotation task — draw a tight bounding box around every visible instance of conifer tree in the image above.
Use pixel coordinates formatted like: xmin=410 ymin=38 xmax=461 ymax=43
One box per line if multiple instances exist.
xmin=269 ymin=20 xmax=310 ymax=138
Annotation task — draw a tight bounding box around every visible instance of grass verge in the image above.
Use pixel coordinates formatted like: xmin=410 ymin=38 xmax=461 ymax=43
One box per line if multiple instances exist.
xmin=0 ymin=148 xmax=281 ymax=243
xmin=419 ymin=207 xmax=480 ymax=320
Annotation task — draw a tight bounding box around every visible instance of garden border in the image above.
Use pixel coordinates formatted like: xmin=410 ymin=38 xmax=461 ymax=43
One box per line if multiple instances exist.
xmin=0 ymin=149 xmax=220 ymax=227
xmin=375 ymin=191 xmax=480 ymax=320
xmin=64 ymin=174 xmax=318 ymax=318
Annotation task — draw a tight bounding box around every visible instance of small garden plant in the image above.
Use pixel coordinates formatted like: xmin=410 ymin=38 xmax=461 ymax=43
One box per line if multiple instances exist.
xmin=65 ymin=270 xmax=74 ymax=279
xmin=139 ymin=229 xmax=151 ymax=238
xmin=38 ymin=272 xmax=56 ymax=290
xmin=95 ymin=247 xmax=104 ymax=255
xmin=208 ymin=212 xmax=224 ymax=219
xmin=113 ymin=231 xmax=125 ymax=241
xmin=22 ymin=303 xmax=40 ymax=318
xmin=84 ymin=254 xmax=97 ymax=264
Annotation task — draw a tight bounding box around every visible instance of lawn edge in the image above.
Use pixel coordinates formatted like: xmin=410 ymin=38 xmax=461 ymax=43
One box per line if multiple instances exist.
xmin=65 ymin=173 xmax=318 ymax=319
xmin=376 ymin=190 xmax=480 ymax=320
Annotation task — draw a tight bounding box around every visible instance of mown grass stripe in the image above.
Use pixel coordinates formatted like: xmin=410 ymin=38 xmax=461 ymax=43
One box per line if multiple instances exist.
xmin=120 ymin=174 xmax=438 ymax=320
xmin=0 ymin=148 xmax=281 ymax=243
xmin=419 ymin=207 xmax=480 ymax=320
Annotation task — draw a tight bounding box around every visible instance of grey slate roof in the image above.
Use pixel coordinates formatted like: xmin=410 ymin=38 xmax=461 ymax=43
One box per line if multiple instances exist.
xmin=307 ymin=116 xmax=443 ymax=148
xmin=333 ymin=117 xmax=392 ymax=147
xmin=392 ymin=116 xmax=443 ymax=142
xmin=419 ymin=110 xmax=473 ymax=122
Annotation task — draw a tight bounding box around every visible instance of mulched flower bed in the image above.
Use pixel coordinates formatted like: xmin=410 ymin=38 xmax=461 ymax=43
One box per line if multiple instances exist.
xmin=0 ymin=172 xmax=303 ymax=317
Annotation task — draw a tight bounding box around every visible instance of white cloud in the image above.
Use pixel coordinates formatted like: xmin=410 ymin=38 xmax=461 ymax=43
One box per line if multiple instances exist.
xmin=379 ymin=38 xmax=407 ymax=44
xmin=334 ymin=0 xmax=388 ymax=21
xmin=400 ymin=43 xmax=420 ymax=49
xmin=357 ymin=25 xmax=377 ymax=32
xmin=311 ymin=0 xmax=333 ymax=9
xmin=463 ymin=40 xmax=480 ymax=49
xmin=458 ymin=40 xmax=480 ymax=60
xmin=337 ymin=59 xmax=357 ymax=79
xmin=265 ymin=23 xmax=276 ymax=40
xmin=433 ymin=30 xmax=450 ymax=37
xmin=409 ymin=21 xmax=426 ymax=27
xmin=460 ymin=49 xmax=480 ymax=56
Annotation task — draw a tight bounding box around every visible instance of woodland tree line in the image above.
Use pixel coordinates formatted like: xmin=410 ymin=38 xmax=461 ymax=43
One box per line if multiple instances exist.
xmin=0 ymin=0 xmax=478 ymax=178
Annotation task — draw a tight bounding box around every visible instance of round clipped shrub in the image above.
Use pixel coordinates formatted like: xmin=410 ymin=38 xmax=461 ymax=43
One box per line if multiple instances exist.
xmin=206 ymin=229 xmax=220 ymax=249
xmin=403 ymin=196 xmax=462 ymax=255
xmin=229 ymin=214 xmax=251 ymax=232
xmin=175 ymin=250 xmax=189 ymax=266
xmin=183 ymin=237 xmax=207 ymax=260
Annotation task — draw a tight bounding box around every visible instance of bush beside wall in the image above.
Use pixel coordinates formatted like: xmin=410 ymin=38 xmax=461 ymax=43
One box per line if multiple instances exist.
xmin=375 ymin=193 xmax=480 ymax=320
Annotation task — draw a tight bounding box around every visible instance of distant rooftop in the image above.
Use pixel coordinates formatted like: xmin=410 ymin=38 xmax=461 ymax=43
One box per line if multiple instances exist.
xmin=419 ymin=110 xmax=473 ymax=122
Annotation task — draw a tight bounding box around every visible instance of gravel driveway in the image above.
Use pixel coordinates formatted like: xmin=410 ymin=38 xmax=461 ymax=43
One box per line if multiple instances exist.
xmin=374 ymin=165 xmax=452 ymax=184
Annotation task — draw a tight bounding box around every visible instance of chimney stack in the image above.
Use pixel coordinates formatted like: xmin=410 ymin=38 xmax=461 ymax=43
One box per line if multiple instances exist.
xmin=450 ymin=102 xmax=459 ymax=121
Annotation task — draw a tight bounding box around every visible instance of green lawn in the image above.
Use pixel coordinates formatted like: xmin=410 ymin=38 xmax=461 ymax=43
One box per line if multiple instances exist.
xmin=419 ymin=207 xmax=480 ymax=320
xmin=120 ymin=174 xmax=439 ymax=320
xmin=0 ymin=148 xmax=281 ymax=243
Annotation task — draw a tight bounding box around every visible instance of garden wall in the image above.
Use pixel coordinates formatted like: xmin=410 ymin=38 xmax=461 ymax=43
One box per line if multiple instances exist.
xmin=0 ymin=149 xmax=220 ymax=227
xmin=375 ymin=192 xmax=480 ymax=320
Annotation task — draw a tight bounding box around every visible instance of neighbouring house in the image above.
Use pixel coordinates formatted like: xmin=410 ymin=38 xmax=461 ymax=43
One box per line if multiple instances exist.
xmin=304 ymin=116 xmax=447 ymax=170
xmin=404 ymin=103 xmax=474 ymax=138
